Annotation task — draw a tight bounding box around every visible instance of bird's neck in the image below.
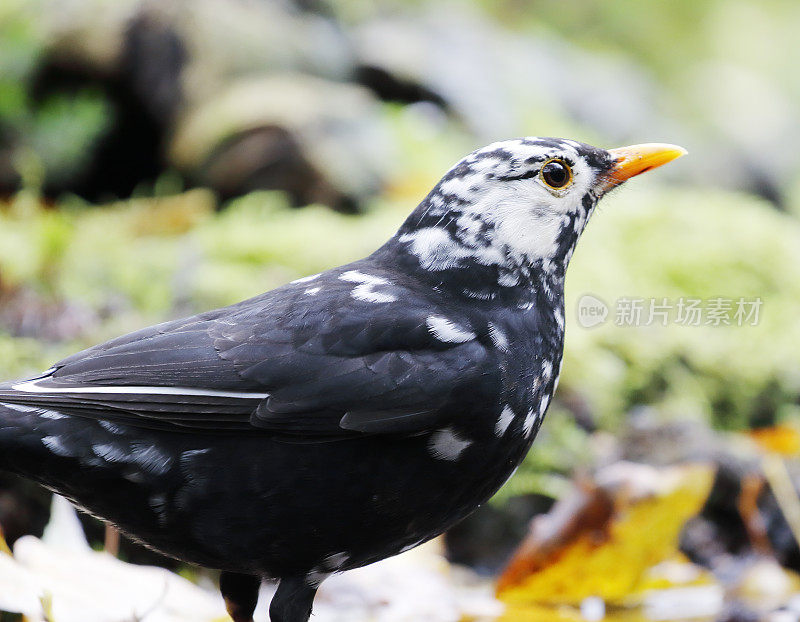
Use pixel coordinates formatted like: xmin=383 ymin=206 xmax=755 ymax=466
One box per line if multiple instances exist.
xmin=373 ymin=234 xmax=566 ymax=311
xmin=380 ymin=187 xmax=584 ymax=309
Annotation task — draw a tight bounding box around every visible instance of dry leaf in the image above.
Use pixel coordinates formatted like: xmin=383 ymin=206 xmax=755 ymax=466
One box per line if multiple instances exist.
xmin=498 ymin=463 xmax=715 ymax=606
xmin=750 ymin=425 xmax=800 ymax=456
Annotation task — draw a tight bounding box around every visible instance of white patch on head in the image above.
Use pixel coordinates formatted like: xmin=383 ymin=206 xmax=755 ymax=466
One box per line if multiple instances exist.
xmin=291 ymin=273 xmax=320 ymax=284
xmin=42 ymin=436 xmax=73 ymax=457
xmin=454 ymin=208 xmax=486 ymax=246
xmin=523 ymin=408 xmax=537 ymax=437
xmin=403 ymin=137 xmax=602 ymax=274
xmin=489 ymin=189 xmax=566 ymax=262
xmin=428 ymin=427 xmax=471 ymax=461
xmin=304 ymin=287 xmax=320 ymax=296
xmin=426 ymin=315 xmax=476 ymax=343
xmin=488 ymin=322 xmax=509 ymax=351
xmin=438 ymin=174 xmax=476 ymax=197
xmin=495 ymin=405 xmax=515 ymax=436
xmin=467 ymin=141 xmax=592 ymax=266
xmin=339 ymin=270 xmax=397 ymax=303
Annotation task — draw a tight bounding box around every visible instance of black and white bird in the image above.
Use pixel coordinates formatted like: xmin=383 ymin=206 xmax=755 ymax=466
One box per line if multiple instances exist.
xmin=0 ymin=137 xmax=684 ymax=621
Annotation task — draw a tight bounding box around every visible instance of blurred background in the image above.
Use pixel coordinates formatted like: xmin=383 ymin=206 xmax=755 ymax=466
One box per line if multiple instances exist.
xmin=1 ymin=0 xmax=800 ymax=620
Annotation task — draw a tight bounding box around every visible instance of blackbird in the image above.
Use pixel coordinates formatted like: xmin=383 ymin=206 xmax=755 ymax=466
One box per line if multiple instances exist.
xmin=0 ymin=137 xmax=685 ymax=621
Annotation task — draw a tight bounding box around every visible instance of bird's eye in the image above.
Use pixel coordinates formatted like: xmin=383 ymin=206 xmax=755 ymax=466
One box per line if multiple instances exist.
xmin=540 ymin=159 xmax=573 ymax=190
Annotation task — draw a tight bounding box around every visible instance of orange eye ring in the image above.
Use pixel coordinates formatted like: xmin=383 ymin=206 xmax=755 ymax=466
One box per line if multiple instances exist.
xmin=540 ymin=159 xmax=573 ymax=190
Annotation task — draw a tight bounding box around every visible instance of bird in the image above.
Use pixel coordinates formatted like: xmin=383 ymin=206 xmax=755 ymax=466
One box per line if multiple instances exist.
xmin=0 ymin=137 xmax=685 ymax=621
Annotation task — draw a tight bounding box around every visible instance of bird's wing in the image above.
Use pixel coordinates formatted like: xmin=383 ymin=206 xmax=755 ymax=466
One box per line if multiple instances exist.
xmin=0 ymin=268 xmax=493 ymax=438
xmin=248 ymin=340 xmax=487 ymax=437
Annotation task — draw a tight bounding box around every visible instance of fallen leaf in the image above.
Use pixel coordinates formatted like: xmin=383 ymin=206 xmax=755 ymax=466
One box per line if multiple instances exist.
xmin=750 ymin=425 xmax=800 ymax=456
xmin=498 ymin=463 xmax=715 ymax=606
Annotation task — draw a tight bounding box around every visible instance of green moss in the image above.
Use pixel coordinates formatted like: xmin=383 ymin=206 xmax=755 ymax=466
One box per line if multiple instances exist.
xmin=188 ymin=191 xmax=405 ymax=308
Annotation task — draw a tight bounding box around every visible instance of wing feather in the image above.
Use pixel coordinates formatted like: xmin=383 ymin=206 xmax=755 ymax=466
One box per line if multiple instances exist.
xmin=0 ymin=264 xmax=495 ymax=438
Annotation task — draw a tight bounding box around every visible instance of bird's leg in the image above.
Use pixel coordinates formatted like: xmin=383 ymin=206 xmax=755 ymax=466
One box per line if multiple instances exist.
xmin=268 ymin=574 xmax=321 ymax=622
xmin=220 ymin=571 xmax=261 ymax=622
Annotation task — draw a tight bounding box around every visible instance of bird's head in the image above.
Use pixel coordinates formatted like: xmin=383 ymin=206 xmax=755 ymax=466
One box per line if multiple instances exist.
xmin=391 ymin=137 xmax=685 ymax=300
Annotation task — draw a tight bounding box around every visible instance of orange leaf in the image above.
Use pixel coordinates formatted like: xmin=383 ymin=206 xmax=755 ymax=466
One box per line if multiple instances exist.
xmin=497 ymin=464 xmax=715 ymax=606
xmin=750 ymin=425 xmax=800 ymax=456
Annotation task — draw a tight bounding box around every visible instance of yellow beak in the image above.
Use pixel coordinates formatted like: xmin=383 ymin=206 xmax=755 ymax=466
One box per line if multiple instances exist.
xmin=606 ymin=143 xmax=687 ymax=184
